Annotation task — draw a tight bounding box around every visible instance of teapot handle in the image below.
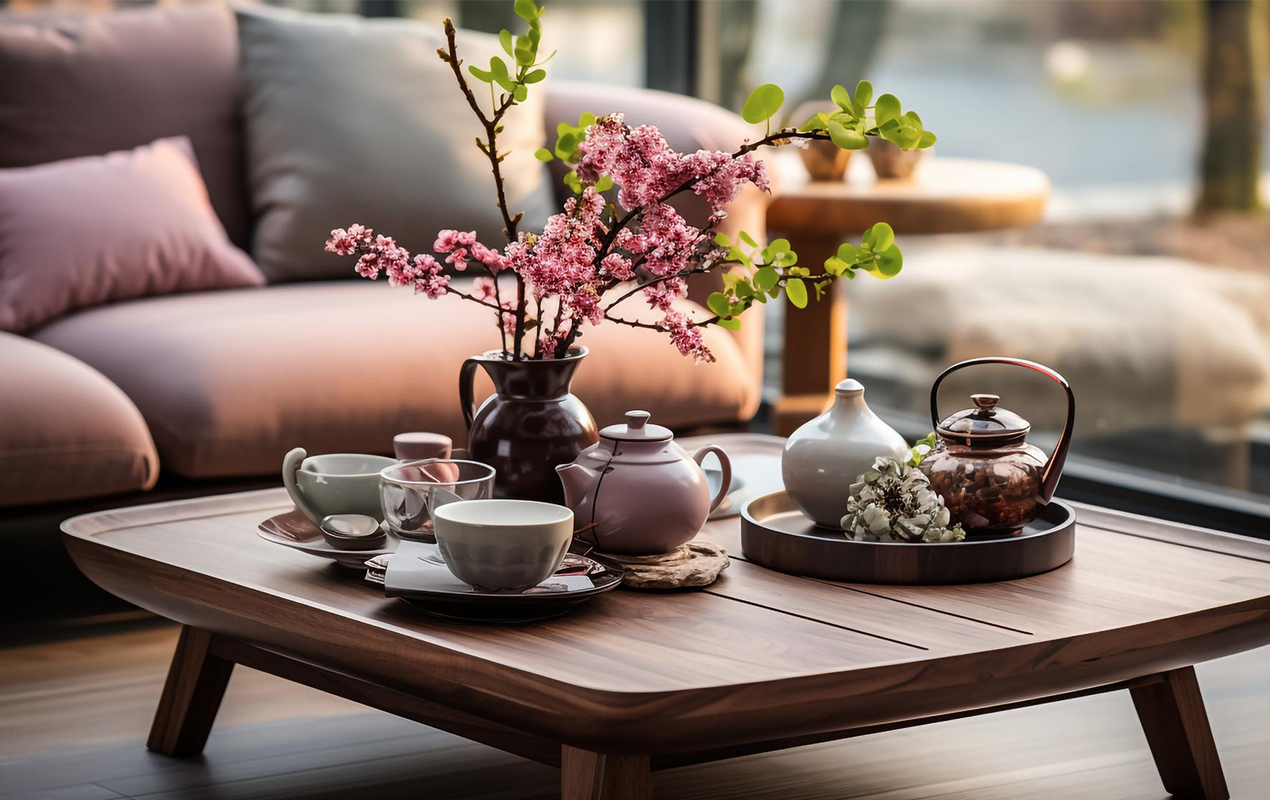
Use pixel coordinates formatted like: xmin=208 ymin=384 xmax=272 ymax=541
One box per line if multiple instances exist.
xmin=692 ymin=445 xmax=732 ymax=512
xmin=930 ymin=357 xmax=1075 ymax=504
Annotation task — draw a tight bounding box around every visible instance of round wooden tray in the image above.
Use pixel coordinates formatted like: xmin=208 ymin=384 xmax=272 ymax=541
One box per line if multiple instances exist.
xmin=741 ymin=491 xmax=1076 ymax=585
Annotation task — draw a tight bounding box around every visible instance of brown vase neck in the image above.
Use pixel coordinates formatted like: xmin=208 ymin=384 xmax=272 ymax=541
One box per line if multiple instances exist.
xmin=476 ymin=348 xmax=586 ymax=400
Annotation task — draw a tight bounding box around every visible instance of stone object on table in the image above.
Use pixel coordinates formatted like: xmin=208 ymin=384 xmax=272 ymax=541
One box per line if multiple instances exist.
xmin=597 ymin=541 xmax=729 ymax=589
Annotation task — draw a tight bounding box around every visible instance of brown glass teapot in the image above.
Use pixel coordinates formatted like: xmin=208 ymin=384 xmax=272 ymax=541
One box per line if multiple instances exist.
xmin=919 ymin=357 xmax=1075 ymax=535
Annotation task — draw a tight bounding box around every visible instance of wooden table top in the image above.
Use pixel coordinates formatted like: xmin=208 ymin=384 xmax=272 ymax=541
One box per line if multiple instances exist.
xmin=768 ymin=156 xmax=1050 ymax=236
xmin=62 ymin=434 xmax=1270 ymax=756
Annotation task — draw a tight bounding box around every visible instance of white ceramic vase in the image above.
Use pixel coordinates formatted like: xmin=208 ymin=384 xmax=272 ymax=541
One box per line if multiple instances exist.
xmin=781 ymin=379 xmax=911 ymax=528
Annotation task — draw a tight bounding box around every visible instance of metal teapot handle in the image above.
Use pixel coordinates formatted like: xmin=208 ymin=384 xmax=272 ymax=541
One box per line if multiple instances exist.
xmin=930 ymin=357 xmax=1075 ymax=504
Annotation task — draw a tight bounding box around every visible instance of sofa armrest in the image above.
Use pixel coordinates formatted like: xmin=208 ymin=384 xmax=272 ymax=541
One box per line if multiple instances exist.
xmin=542 ymin=81 xmax=768 ymax=388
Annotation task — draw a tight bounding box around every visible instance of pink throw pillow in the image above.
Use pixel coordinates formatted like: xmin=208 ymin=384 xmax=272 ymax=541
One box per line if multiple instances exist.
xmin=0 ymin=136 xmax=264 ymax=333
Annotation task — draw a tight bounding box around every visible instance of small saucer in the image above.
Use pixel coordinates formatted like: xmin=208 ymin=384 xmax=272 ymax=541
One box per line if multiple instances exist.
xmin=366 ymin=549 xmax=622 ymax=622
xmin=258 ymin=509 xmax=399 ymax=569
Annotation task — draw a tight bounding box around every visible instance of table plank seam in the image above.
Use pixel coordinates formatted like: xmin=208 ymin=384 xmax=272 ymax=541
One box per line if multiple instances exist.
xmin=724 ymin=552 xmax=1036 ymax=636
xmin=1078 ymin=522 xmax=1270 ymax=565
xmin=700 ymin=590 xmax=929 ymax=651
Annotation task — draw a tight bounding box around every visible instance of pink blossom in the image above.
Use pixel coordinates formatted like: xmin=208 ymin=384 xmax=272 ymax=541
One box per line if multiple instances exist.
xmin=637 ymin=203 xmax=699 ymax=276
xmin=434 ymin=230 xmax=478 ymax=253
xmin=325 ymin=224 xmax=372 ymax=256
xmin=577 ymin=115 xmax=682 ymax=210
xmin=445 ymin=248 xmax=469 ymax=271
xmin=472 ymin=276 xmax=499 ymax=301
xmin=323 ymin=115 xmax=771 ymax=362
xmin=682 ymin=150 xmax=770 ymax=212
xmin=643 ymin=277 xmax=686 ymax=312
xmin=538 ymin=332 xmax=560 ymax=359
xmin=410 ymin=254 xmax=448 ymax=298
xmin=349 ymin=233 xmax=412 ymax=280
xmin=519 ymin=188 xmax=606 ymax=303
xmin=355 ymin=252 xmax=381 ymax=279
xmin=500 ymin=300 xmax=519 ymax=336
xmin=662 ymin=311 xmax=714 ymax=363
xmin=601 ymin=253 xmax=634 ymax=281
xmin=470 ymin=242 xmax=505 ymax=272
xmin=562 ymin=286 xmax=604 ymax=326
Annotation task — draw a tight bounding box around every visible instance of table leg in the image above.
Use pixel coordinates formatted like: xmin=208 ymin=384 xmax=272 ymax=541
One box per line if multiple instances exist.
xmin=1130 ymin=666 xmax=1229 ymax=800
xmin=147 ymin=625 xmax=235 ymax=756
xmin=561 ymin=746 xmax=653 ymax=800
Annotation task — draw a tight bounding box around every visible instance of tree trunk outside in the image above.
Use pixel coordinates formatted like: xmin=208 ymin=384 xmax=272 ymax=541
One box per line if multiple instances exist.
xmin=1198 ymin=0 xmax=1268 ymax=213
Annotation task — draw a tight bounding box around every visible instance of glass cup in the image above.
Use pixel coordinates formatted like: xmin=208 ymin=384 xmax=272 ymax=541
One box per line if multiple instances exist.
xmin=379 ymin=459 xmax=496 ymax=542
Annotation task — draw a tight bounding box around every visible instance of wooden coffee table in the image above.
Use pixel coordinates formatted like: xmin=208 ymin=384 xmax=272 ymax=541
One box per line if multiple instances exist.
xmin=62 ymin=434 xmax=1270 ymax=800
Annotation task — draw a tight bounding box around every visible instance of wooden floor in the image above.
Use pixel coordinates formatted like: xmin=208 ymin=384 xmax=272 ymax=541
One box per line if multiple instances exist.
xmin=1 ymin=621 xmax=1268 ymax=800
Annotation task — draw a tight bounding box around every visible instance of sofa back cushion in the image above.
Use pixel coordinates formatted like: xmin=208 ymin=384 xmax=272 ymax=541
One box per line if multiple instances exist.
xmin=0 ymin=137 xmax=264 ymax=334
xmin=0 ymin=5 xmax=249 ymax=248
xmin=236 ymin=7 xmax=555 ymax=282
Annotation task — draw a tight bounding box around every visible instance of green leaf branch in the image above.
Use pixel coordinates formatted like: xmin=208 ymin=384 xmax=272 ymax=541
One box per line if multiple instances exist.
xmin=704 ymin=221 xmax=902 ymax=326
xmin=437 ymin=0 xmax=556 ymax=358
xmin=794 ymin=80 xmax=937 ymax=151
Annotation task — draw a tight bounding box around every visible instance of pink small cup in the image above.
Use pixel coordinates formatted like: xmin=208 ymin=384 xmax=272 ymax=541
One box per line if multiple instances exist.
xmin=393 ymin=432 xmax=452 ymax=462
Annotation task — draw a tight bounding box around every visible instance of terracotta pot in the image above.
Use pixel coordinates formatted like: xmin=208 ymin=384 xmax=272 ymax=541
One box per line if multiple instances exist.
xmin=799 ymin=140 xmax=852 ymax=182
xmin=459 ymin=347 xmax=598 ymax=503
xmin=866 ymin=138 xmax=925 ymax=180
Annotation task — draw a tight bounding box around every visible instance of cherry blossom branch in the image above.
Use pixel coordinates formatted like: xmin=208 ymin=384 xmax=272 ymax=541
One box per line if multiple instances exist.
xmin=603 ymin=313 xmax=719 ymax=330
xmin=440 ymin=18 xmax=530 ymax=358
xmin=593 ymin=127 xmax=826 ymax=267
xmin=601 ymin=263 xmax=713 ymax=310
xmin=446 ymin=286 xmax=507 ymax=314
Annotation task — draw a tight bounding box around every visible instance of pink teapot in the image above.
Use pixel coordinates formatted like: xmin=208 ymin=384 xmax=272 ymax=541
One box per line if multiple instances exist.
xmin=555 ymin=410 xmax=731 ymax=555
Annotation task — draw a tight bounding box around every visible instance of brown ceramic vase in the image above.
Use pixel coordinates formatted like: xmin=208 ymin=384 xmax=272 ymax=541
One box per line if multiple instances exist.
xmin=459 ymin=347 xmax=599 ymax=504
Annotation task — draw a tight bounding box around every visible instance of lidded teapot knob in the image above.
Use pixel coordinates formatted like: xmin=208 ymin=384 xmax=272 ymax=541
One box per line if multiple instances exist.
xmin=971 ymin=393 xmax=1000 ymax=411
xmin=625 ymin=410 xmax=651 ymax=430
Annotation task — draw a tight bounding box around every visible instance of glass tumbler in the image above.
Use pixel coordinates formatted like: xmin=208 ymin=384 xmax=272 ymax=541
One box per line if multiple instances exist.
xmin=379 ymin=459 xmax=495 ymax=541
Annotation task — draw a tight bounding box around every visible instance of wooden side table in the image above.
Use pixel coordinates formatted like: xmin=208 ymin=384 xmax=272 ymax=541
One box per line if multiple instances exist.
xmin=768 ymin=156 xmax=1050 ymax=434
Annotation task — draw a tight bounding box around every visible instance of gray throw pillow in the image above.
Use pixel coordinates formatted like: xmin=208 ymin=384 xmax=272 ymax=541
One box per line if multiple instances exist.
xmin=237 ymin=7 xmax=555 ymax=282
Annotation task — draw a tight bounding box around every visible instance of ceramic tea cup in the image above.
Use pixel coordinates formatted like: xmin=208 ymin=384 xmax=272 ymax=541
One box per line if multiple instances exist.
xmin=282 ymin=448 xmax=398 ymax=527
xmin=432 ymin=499 xmax=573 ymax=592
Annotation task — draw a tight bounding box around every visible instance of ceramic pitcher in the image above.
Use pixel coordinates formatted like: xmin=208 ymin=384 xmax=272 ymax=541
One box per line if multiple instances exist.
xmin=781 ymin=379 xmax=911 ymax=528
xmin=556 ymin=410 xmax=731 ymax=555
xmin=459 ymin=347 xmax=598 ymax=504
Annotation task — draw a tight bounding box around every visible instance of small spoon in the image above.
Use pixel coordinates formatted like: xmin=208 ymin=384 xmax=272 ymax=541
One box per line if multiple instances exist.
xmin=320 ymin=514 xmax=388 ymax=551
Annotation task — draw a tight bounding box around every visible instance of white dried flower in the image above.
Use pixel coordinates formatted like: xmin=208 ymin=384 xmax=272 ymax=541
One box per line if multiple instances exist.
xmin=840 ymin=457 xmax=966 ymax=543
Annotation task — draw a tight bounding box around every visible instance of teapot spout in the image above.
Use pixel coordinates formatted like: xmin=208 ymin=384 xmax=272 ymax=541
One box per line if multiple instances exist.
xmin=555 ymin=462 xmax=599 ymax=511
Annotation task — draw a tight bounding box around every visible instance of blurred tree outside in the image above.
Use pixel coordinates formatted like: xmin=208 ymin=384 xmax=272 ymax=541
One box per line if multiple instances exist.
xmin=1198 ymin=0 xmax=1268 ymax=213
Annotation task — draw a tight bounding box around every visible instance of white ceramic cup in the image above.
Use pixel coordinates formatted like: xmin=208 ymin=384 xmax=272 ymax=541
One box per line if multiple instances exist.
xmin=431 ymin=499 xmax=574 ymax=592
xmin=282 ymin=448 xmax=398 ymax=527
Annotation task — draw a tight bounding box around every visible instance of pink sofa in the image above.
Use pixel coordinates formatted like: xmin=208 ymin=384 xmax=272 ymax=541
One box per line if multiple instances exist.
xmin=0 ymin=6 xmax=767 ymax=510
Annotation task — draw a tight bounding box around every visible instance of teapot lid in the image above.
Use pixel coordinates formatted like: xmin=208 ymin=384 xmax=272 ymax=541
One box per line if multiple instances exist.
xmin=600 ymin=410 xmax=673 ymax=442
xmin=937 ymin=394 xmax=1030 ymax=447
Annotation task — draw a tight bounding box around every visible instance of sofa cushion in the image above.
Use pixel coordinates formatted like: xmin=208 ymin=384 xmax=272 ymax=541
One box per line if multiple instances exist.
xmin=0 ymin=332 xmax=158 ymax=507
xmin=0 ymin=137 xmax=264 ymax=333
xmin=0 ymin=5 xmax=249 ymax=247
xmin=34 ymin=282 xmax=759 ymax=479
xmin=236 ymin=7 xmax=555 ymax=282
xmin=848 ymin=246 xmax=1270 ymax=435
